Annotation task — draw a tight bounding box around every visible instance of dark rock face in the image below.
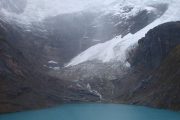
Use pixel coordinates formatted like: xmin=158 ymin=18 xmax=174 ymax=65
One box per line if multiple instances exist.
xmin=148 ymin=45 xmax=180 ymax=110
xmin=0 ymin=22 xmax=52 ymax=112
xmin=126 ymin=22 xmax=180 ymax=110
xmin=130 ymin=22 xmax=180 ymax=69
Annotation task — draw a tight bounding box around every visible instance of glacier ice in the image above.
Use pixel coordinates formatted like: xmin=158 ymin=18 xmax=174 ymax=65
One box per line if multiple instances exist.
xmin=67 ymin=0 xmax=180 ymax=67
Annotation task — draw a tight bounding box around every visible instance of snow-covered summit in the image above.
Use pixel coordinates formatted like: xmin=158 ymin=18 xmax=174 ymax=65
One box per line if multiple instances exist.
xmin=67 ymin=0 xmax=180 ymax=67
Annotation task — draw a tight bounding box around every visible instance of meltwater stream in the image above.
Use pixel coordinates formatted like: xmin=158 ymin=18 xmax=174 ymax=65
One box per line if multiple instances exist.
xmin=0 ymin=104 xmax=180 ymax=120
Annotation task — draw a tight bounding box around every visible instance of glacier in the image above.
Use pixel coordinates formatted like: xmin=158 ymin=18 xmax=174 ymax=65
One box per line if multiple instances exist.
xmin=66 ymin=0 xmax=180 ymax=67
xmin=1 ymin=0 xmax=180 ymax=67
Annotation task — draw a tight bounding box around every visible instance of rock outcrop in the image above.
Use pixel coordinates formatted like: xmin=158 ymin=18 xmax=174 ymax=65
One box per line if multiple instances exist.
xmin=126 ymin=22 xmax=180 ymax=110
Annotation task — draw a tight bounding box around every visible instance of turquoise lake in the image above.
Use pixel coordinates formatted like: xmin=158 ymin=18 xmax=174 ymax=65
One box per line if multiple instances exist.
xmin=0 ymin=104 xmax=180 ymax=120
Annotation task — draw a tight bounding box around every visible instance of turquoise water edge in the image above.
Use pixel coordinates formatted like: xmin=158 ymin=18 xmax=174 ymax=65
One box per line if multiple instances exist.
xmin=0 ymin=104 xmax=180 ymax=120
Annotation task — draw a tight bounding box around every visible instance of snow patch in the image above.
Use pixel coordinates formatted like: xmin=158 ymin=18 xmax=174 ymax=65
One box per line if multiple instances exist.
xmin=48 ymin=60 xmax=58 ymax=64
xmin=87 ymin=83 xmax=103 ymax=100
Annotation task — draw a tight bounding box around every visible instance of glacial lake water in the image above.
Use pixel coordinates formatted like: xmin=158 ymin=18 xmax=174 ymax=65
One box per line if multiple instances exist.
xmin=0 ymin=104 xmax=180 ymax=120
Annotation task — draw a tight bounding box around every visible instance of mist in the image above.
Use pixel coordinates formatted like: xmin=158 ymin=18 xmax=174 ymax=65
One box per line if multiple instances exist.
xmin=0 ymin=0 xmax=118 ymax=23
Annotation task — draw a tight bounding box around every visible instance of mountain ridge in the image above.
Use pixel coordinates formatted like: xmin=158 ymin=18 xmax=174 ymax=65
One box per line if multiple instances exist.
xmin=0 ymin=0 xmax=180 ymax=113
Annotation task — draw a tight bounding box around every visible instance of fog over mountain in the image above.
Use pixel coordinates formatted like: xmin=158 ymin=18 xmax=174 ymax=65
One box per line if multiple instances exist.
xmin=0 ymin=0 xmax=174 ymax=23
xmin=0 ymin=0 xmax=180 ymax=113
xmin=0 ymin=0 xmax=117 ymax=23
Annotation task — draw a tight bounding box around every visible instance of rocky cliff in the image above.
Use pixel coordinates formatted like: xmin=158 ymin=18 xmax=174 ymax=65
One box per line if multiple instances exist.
xmin=127 ymin=21 xmax=180 ymax=110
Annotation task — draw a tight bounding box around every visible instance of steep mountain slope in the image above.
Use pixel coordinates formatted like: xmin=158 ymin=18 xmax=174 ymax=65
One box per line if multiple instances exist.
xmin=131 ymin=45 xmax=180 ymax=110
xmin=0 ymin=0 xmax=172 ymax=67
xmin=146 ymin=45 xmax=180 ymax=110
xmin=0 ymin=22 xmax=47 ymax=112
xmin=0 ymin=0 xmax=180 ymax=113
xmin=130 ymin=22 xmax=180 ymax=69
xmin=0 ymin=21 xmax=99 ymax=113
xmin=51 ymin=22 xmax=180 ymax=110
xmin=42 ymin=3 xmax=166 ymax=65
xmin=67 ymin=0 xmax=180 ymax=66
xmin=127 ymin=22 xmax=180 ymax=110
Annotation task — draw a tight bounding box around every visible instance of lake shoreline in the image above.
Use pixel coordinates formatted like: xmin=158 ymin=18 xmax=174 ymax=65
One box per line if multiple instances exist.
xmin=0 ymin=102 xmax=179 ymax=115
xmin=0 ymin=103 xmax=180 ymax=120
